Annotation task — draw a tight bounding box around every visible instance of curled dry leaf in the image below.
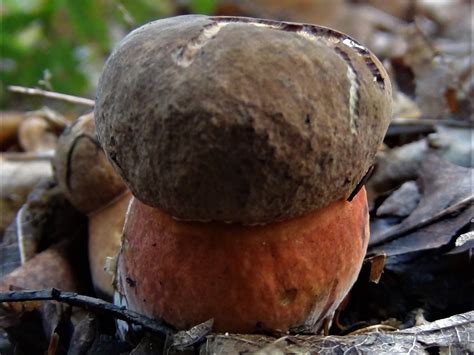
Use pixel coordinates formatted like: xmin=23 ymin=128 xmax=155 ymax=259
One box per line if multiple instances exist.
xmin=18 ymin=115 xmax=58 ymax=153
xmin=365 ymin=254 xmax=387 ymax=284
xmin=370 ymin=154 xmax=473 ymax=255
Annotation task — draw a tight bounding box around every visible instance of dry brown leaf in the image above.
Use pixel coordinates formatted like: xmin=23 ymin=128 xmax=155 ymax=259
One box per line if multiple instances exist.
xmin=366 ymin=254 xmax=387 ymax=284
xmin=18 ymin=116 xmax=58 ymax=153
xmin=0 ymin=112 xmax=23 ymax=150
xmin=202 ymin=311 xmax=474 ymax=354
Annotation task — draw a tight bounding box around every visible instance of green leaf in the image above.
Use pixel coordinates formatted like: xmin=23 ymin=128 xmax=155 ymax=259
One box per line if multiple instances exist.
xmin=63 ymin=0 xmax=110 ymax=51
xmin=2 ymin=0 xmax=45 ymax=13
xmin=189 ymin=0 xmax=217 ymax=14
xmin=0 ymin=13 xmax=38 ymax=34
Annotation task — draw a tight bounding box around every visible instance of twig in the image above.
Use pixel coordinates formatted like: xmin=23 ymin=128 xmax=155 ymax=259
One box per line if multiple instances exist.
xmin=370 ymin=195 xmax=474 ymax=248
xmin=346 ymin=324 xmax=399 ymax=336
xmin=1 ymin=151 xmax=55 ymax=161
xmin=0 ymin=288 xmax=175 ymax=335
xmin=413 ymin=17 xmax=440 ymax=58
xmin=8 ymin=85 xmax=95 ymax=107
xmin=390 ymin=117 xmax=472 ymax=128
xmin=117 ymin=1 xmax=136 ymax=27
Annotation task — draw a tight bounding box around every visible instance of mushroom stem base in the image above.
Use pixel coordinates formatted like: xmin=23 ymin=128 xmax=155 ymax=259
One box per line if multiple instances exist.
xmin=116 ymin=188 xmax=369 ymax=333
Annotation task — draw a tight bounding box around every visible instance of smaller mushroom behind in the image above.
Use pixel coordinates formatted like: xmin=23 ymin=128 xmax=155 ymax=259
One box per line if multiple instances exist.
xmin=88 ymin=191 xmax=131 ymax=298
xmin=54 ymin=112 xmax=127 ymax=215
xmin=53 ymin=112 xmax=129 ymax=298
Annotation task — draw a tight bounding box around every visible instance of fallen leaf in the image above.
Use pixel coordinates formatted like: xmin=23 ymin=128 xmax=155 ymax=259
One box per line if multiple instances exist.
xmin=67 ymin=312 xmax=98 ymax=355
xmin=202 ymin=311 xmax=474 ymax=354
xmin=376 ymin=180 xmax=420 ymax=218
xmin=370 ymin=154 xmax=473 ymax=255
xmin=366 ymin=254 xmax=387 ymax=284
xmin=171 ymin=318 xmax=214 ymax=350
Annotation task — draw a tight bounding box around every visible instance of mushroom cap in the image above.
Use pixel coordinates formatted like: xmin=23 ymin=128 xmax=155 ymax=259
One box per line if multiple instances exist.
xmin=54 ymin=112 xmax=126 ymax=215
xmin=95 ymin=15 xmax=391 ymax=224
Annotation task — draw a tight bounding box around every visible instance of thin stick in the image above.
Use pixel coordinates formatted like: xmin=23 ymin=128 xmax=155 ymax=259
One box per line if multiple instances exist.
xmin=1 ymin=151 xmax=55 ymax=161
xmin=8 ymin=86 xmax=95 ymax=107
xmin=390 ymin=117 xmax=472 ymax=128
xmin=346 ymin=324 xmax=398 ymax=336
xmin=0 ymin=288 xmax=175 ymax=335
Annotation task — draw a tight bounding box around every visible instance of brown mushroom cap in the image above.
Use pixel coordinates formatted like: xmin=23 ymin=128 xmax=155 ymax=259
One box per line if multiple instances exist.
xmin=95 ymin=15 xmax=392 ymax=224
xmin=54 ymin=112 xmax=126 ymax=215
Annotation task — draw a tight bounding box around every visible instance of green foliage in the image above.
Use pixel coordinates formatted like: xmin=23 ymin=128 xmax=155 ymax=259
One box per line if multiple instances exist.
xmin=0 ymin=0 xmax=217 ymax=107
xmin=188 ymin=0 xmax=218 ymax=14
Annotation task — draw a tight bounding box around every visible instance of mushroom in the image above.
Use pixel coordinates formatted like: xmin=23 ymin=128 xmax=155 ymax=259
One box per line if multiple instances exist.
xmin=53 ymin=112 xmax=129 ymax=297
xmin=88 ymin=190 xmax=131 ymax=297
xmin=54 ymin=112 xmax=126 ymax=215
xmin=96 ymin=15 xmax=392 ymax=332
